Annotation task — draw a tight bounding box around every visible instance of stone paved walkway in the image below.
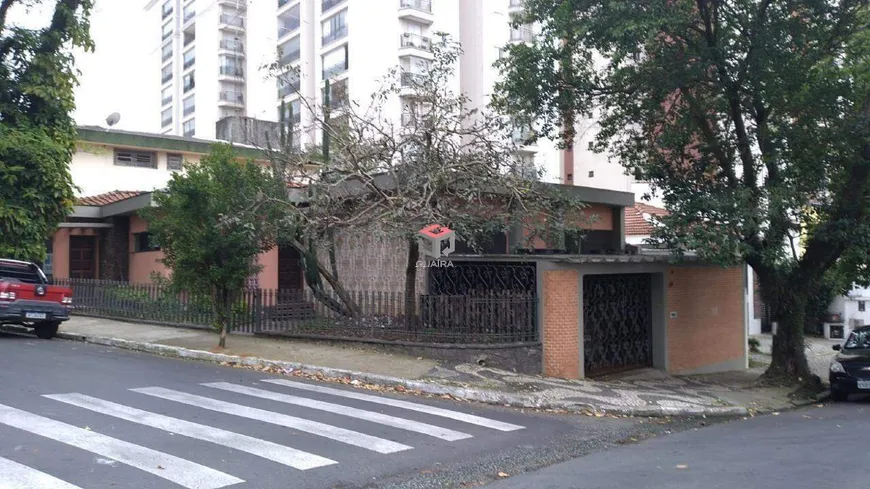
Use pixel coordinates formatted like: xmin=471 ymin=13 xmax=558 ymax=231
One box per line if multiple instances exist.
xmin=25 ymin=317 xmax=836 ymax=416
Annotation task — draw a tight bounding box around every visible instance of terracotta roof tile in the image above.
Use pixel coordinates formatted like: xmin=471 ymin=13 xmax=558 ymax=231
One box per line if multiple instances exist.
xmin=625 ymin=202 xmax=669 ymax=236
xmin=77 ymin=190 xmax=145 ymax=207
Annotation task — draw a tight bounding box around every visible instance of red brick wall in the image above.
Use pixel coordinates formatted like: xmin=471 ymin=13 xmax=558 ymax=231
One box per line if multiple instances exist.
xmin=666 ymin=266 xmax=745 ymax=373
xmin=542 ymin=269 xmax=581 ymax=379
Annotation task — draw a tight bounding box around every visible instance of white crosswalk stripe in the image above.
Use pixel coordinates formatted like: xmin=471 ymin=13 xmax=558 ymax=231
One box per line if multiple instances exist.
xmin=0 ymin=456 xmax=83 ymax=489
xmin=43 ymin=393 xmax=337 ymax=470
xmin=131 ymin=386 xmax=413 ymax=454
xmin=203 ymin=382 xmax=473 ymax=441
xmin=261 ymin=379 xmax=526 ymax=432
xmin=0 ymin=404 xmax=243 ymax=489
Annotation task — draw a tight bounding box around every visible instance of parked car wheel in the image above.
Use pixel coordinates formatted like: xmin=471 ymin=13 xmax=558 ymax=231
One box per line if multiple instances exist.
xmin=831 ymin=389 xmax=849 ymax=402
xmin=34 ymin=321 xmax=60 ymax=339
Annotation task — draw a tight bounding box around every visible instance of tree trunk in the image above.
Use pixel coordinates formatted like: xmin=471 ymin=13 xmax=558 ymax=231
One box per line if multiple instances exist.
xmin=212 ymin=286 xmax=229 ymax=349
xmin=404 ymin=239 xmax=420 ymax=328
xmin=760 ymin=273 xmax=814 ymax=380
xmin=291 ymin=237 xmax=360 ymax=317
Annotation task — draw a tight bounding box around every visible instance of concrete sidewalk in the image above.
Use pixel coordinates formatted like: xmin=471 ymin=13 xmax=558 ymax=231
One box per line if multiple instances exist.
xmin=31 ymin=316 xmax=830 ymax=418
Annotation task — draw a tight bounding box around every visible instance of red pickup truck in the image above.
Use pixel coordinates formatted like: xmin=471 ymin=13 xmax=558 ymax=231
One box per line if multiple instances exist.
xmin=0 ymin=259 xmax=73 ymax=339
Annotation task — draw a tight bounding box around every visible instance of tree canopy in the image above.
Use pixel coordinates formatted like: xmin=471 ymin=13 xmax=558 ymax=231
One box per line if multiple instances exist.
xmin=0 ymin=0 xmax=94 ymax=260
xmin=265 ymin=39 xmax=590 ymax=319
xmin=143 ymin=144 xmax=286 ymax=347
xmin=495 ymin=0 xmax=870 ymax=380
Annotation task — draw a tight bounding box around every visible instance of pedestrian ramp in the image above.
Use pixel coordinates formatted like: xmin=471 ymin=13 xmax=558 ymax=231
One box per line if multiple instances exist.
xmin=0 ymin=378 xmax=524 ymax=489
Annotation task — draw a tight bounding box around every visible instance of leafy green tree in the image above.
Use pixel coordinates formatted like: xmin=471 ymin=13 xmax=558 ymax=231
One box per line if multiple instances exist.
xmin=0 ymin=0 xmax=94 ymax=260
xmin=143 ymin=144 xmax=286 ymax=348
xmin=494 ymin=1 xmax=870 ymax=381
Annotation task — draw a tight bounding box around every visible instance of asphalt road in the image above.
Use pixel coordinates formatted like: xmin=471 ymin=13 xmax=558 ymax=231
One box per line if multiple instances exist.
xmin=0 ymin=330 xmax=687 ymax=489
xmin=483 ymin=396 xmax=870 ymax=489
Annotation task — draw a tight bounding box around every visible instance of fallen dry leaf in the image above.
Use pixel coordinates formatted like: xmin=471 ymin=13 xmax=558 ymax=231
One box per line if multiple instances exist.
xmin=675 ymin=465 xmax=688 ymax=470
xmin=498 ymin=472 xmax=509 ymax=478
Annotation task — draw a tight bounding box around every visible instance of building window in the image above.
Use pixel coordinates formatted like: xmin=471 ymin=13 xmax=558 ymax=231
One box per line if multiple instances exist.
xmin=162 ymin=21 xmax=173 ymax=41
xmin=322 ymin=0 xmax=346 ymax=13
xmin=322 ymin=44 xmax=348 ymax=79
xmin=133 ymin=232 xmax=160 ymax=253
xmin=162 ymin=0 xmax=172 ymax=19
xmin=183 ymin=71 xmax=195 ymax=92
xmin=161 ymin=107 xmax=172 ymax=127
xmin=860 ymin=301 xmax=866 ymax=312
xmin=183 ymin=119 xmax=195 ymax=137
xmin=161 ymin=42 xmax=173 ymax=62
xmin=183 ymin=95 xmax=195 ymax=116
xmin=115 ymin=150 xmax=157 ymax=169
xmin=321 ymin=9 xmax=347 ymax=46
xmin=219 ymin=55 xmax=244 ymax=77
xmin=161 ymin=64 xmax=173 ymax=84
xmin=167 ymin=153 xmax=183 ymax=171
xmin=279 ymin=36 xmax=301 ymax=66
xmin=323 ymin=78 xmax=348 ymax=109
xmin=161 ymin=86 xmax=172 ymax=106
xmin=280 ymin=99 xmax=302 ymax=125
xmin=278 ymin=3 xmax=301 ymax=38
xmin=183 ymin=48 xmax=195 ymax=70
xmin=183 ymin=3 xmax=195 ymax=23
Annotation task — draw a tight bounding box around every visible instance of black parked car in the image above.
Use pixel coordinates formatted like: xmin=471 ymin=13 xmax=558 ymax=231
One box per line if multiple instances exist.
xmin=829 ymin=325 xmax=870 ymax=401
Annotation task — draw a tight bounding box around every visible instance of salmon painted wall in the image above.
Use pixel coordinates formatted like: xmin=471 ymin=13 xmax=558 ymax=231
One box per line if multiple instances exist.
xmin=128 ymin=215 xmax=168 ymax=283
xmin=50 ymin=227 xmax=100 ymax=279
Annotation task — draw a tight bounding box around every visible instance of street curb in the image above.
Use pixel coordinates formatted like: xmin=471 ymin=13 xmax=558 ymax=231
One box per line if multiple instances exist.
xmin=52 ymin=330 xmax=749 ymax=418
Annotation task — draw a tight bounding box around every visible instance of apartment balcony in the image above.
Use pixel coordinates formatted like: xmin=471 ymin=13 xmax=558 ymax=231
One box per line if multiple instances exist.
xmin=162 ymin=6 xmax=172 ymax=19
xmin=510 ymin=27 xmax=535 ymax=42
xmin=218 ymin=66 xmax=245 ymax=79
xmin=161 ymin=73 xmax=173 ymax=85
xmin=219 ymin=40 xmax=245 ymax=55
xmin=183 ymin=80 xmax=195 ymax=93
xmin=162 ymin=50 xmax=172 ymax=63
xmin=218 ymin=0 xmax=247 ymax=8
xmin=162 ymin=96 xmax=172 ymax=107
xmin=219 ymin=14 xmax=245 ymax=31
xmin=401 ymin=112 xmax=415 ymax=127
xmin=321 ymin=25 xmax=347 ymax=47
xmin=278 ymin=19 xmax=300 ymax=39
xmin=400 ymin=71 xmax=426 ymax=87
xmin=398 ymin=33 xmax=432 ymax=56
xmin=183 ymin=105 xmax=196 ymax=117
xmin=278 ymin=0 xmax=293 ymax=9
xmin=398 ymin=0 xmax=433 ymax=24
xmin=219 ymin=91 xmax=245 ymax=107
xmin=278 ymin=80 xmax=301 ymax=98
xmin=183 ymin=32 xmax=195 ymax=47
xmin=162 ymin=117 xmax=172 ymax=128
xmin=162 ymin=30 xmax=172 ymax=41
xmin=322 ymin=61 xmax=348 ymax=80
xmin=183 ymin=7 xmax=195 ymax=24
xmin=279 ymin=48 xmax=300 ymax=67
xmin=509 ymin=0 xmax=524 ymax=8
xmin=322 ymin=0 xmax=346 ymax=13
xmin=183 ymin=57 xmax=195 ymax=70
xmin=511 ymin=127 xmax=536 ymax=146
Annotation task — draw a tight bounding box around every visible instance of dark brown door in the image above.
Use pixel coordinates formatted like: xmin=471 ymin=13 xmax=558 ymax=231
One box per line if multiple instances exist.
xmin=278 ymin=246 xmax=304 ymax=291
xmin=69 ymin=236 xmax=97 ymax=279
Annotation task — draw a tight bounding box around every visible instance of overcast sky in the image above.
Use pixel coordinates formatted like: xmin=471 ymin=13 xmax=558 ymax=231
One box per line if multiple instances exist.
xmin=7 ymin=0 xmax=154 ymax=132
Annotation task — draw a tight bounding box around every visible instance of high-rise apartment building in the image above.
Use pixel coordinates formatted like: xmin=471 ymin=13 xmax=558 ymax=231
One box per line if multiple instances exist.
xmin=143 ymin=0 xmax=632 ymax=191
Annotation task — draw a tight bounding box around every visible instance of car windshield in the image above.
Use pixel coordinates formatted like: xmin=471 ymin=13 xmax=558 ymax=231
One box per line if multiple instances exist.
xmin=0 ymin=262 xmax=45 ymax=284
xmin=843 ymin=330 xmax=870 ymax=350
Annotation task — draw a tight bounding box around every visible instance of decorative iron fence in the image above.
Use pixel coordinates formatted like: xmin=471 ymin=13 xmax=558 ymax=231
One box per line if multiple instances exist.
xmin=53 ymin=279 xmax=538 ymax=344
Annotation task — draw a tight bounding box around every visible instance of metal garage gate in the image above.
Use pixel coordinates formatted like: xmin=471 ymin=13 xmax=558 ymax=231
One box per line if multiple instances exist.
xmin=583 ymin=274 xmax=653 ymax=376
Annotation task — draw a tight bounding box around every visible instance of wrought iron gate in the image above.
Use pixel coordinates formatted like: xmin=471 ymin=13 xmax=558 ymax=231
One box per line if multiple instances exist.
xmin=583 ymin=274 xmax=653 ymax=376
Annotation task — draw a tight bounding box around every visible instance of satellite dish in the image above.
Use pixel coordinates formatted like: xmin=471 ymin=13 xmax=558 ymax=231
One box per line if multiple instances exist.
xmin=106 ymin=112 xmax=121 ymax=127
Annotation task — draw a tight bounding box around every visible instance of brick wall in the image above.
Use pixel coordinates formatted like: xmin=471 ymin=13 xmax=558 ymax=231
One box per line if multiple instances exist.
xmin=542 ymin=269 xmax=581 ymax=379
xmin=666 ymin=266 xmax=745 ymax=373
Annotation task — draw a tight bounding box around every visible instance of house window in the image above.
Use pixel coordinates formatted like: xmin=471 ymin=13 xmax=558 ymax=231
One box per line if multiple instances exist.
xmin=115 ymin=150 xmax=157 ymax=169
xmin=133 ymin=232 xmax=160 ymax=253
xmin=860 ymin=301 xmax=866 ymax=312
xmin=183 ymin=118 xmax=195 ymax=137
xmin=322 ymin=44 xmax=348 ymax=79
xmin=321 ymin=9 xmax=347 ymax=46
xmin=167 ymin=153 xmax=183 ymax=171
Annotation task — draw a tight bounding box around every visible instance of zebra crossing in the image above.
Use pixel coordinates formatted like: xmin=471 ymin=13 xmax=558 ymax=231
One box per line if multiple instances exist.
xmin=0 ymin=378 xmax=525 ymax=488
